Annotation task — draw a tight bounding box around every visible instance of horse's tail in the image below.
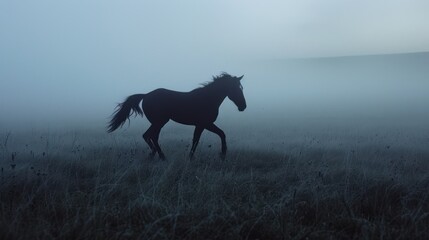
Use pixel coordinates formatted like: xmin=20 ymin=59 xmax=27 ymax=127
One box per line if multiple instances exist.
xmin=107 ymin=94 xmax=145 ymax=133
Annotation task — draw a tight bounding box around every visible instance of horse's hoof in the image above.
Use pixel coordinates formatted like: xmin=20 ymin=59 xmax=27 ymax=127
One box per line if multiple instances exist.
xmin=220 ymin=153 xmax=226 ymax=160
xmin=159 ymin=153 xmax=166 ymax=160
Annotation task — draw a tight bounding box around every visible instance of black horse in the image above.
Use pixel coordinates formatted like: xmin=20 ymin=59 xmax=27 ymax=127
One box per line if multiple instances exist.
xmin=107 ymin=73 xmax=246 ymax=159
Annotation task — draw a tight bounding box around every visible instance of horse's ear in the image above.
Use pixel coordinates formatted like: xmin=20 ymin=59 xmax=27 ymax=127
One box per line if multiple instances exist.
xmin=238 ymin=75 xmax=244 ymax=81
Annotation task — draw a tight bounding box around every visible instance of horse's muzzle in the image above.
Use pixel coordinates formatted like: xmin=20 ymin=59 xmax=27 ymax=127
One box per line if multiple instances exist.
xmin=238 ymin=106 xmax=246 ymax=112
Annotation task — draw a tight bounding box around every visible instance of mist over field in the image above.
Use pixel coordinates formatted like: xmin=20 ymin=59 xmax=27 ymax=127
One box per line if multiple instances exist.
xmin=1 ymin=1 xmax=429 ymax=239
xmin=2 ymin=52 xmax=429 ymax=140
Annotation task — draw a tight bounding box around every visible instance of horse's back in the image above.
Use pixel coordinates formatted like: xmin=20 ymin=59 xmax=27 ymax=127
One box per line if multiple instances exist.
xmin=144 ymin=88 xmax=190 ymax=106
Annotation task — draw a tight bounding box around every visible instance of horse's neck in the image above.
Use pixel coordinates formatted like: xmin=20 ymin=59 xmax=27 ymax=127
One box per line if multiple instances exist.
xmin=198 ymin=85 xmax=227 ymax=107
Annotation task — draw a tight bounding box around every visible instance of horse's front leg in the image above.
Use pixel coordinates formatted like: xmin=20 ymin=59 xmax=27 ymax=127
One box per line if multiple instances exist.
xmin=205 ymin=123 xmax=227 ymax=158
xmin=189 ymin=126 xmax=204 ymax=159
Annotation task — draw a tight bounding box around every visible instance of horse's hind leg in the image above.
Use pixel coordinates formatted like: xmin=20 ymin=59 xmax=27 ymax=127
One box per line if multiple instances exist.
xmin=151 ymin=121 xmax=168 ymax=160
xmin=143 ymin=126 xmax=157 ymax=158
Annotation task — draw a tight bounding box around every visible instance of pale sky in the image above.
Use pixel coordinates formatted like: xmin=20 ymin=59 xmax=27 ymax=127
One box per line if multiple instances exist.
xmin=1 ymin=0 xmax=429 ymax=128
xmin=1 ymin=0 xmax=428 ymax=61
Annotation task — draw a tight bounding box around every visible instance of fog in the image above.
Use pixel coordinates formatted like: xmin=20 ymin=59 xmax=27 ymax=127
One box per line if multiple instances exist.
xmin=1 ymin=1 xmax=429 ymax=131
xmin=3 ymin=3 xmax=429 ymax=238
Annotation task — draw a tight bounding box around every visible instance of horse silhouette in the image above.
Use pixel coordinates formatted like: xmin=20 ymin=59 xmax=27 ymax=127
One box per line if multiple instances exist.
xmin=107 ymin=73 xmax=246 ymax=159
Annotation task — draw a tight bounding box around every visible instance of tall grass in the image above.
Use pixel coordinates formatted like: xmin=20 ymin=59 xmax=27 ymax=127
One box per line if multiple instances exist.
xmin=0 ymin=129 xmax=428 ymax=239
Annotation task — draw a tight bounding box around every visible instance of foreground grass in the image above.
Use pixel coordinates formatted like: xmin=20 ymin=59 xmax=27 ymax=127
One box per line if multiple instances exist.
xmin=0 ymin=131 xmax=428 ymax=239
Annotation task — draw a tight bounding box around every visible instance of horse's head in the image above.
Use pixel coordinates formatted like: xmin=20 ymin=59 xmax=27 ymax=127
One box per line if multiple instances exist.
xmin=226 ymin=75 xmax=247 ymax=112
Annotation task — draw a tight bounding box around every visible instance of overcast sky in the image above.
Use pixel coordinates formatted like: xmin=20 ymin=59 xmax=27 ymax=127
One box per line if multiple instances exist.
xmin=1 ymin=0 xmax=429 ymax=129
xmin=1 ymin=0 xmax=428 ymax=60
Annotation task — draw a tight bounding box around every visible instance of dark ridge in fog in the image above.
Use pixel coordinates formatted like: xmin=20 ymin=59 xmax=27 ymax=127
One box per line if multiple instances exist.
xmin=272 ymin=51 xmax=429 ymax=61
xmin=248 ymin=52 xmax=429 ymax=125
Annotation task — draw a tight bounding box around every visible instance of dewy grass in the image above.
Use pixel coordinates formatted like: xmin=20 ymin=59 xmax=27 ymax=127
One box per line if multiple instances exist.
xmin=0 ymin=128 xmax=428 ymax=240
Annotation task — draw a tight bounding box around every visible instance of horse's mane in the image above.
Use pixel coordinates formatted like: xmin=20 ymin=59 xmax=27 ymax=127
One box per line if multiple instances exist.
xmin=200 ymin=72 xmax=233 ymax=88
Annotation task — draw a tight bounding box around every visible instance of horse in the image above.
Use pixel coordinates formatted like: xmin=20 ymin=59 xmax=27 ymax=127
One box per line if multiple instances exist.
xmin=107 ymin=73 xmax=246 ymax=159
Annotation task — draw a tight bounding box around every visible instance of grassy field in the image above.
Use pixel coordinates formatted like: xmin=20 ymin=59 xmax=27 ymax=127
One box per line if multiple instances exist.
xmin=1 ymin=126 xmax=428 ymax=239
